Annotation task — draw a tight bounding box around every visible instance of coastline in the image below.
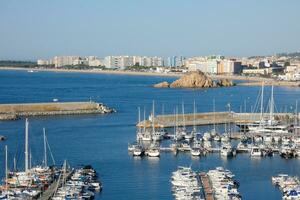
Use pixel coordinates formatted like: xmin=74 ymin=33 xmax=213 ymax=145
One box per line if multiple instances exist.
xmin=0 ymin=66 xmax=181 ymax=77
xmin=0 ymin=66 xmax=299 ymax=87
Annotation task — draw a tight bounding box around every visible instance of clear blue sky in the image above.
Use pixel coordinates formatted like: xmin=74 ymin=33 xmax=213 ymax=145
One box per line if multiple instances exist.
xmin=0 ymin=0 xmax=300 ymax=60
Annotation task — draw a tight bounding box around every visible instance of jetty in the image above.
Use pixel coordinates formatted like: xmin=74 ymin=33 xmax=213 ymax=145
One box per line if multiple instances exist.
xmin=199 ymin=172 xmax=214 ymax=200
xmin=0 ymin=101 xmax=115 ymax=120
xmin=137 ymin=112 xmax=298 ymax=128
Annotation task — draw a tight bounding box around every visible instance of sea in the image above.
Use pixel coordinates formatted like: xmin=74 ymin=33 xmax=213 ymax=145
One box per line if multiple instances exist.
xmin=0 ymin=69 xmax=300 ymax=200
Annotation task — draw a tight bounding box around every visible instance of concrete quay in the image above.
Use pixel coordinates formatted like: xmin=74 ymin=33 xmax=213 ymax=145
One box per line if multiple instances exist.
xmin=0 ymin=101 xmax=115 ymax=120
xmin=137 ymin=112 xmax=298 ymax=128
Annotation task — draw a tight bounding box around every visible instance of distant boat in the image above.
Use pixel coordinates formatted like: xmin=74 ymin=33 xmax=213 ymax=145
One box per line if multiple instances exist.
xmin=53 ymin=98 xmax=59 ymax=102
xmin=28 ymin=70 xmax=34 ymax=73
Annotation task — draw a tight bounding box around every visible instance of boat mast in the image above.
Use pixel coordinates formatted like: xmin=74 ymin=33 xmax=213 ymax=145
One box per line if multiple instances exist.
xmin=29 ymin=149 xmax=32 ymax=170
xmin=182 ymin=101 xmax=185 ymax=129
xmin=13 ymin=157 xmax=16 ymax=172
xmin=193 ymin=100 xmax=196 ymax=131
xmin=269 ymin=85 xmax=274 ymax=122
xmin=152 ymin=100 xmax=155 ymax=134
xmin=260 ymin=82 xmax=264 ymax=121
xmin=296 ymin=100 xmax=298 ymax=127
xmin=138 ymin=107 xmax=141 ymax=133
xmin=43 ymin=128 xmax=47 ymax=168
xmin=5 ymin=145 xmax=8 ymax=192
xmin=176 ymin=106 xmax=178 ymax=135
xmin=25 ymin=118 xmax=29 ymax=173
xmin=143 ymin=107 xmax=146 ymax=133
xmin=213 ymin=98 xmax=216 ymax=131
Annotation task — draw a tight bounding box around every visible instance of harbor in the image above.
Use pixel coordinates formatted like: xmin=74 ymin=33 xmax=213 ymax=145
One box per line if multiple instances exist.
xmin=129 ymin=85 xmax=300 ymax=161
xmin=1 ymin=70 xmax=300 ymax=199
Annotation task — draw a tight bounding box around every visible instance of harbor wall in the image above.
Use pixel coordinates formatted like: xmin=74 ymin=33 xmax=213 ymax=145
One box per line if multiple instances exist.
xmin=138 ymin=112 xmax=297 ymax=128
xmin=0 ymin=101 xmax=115 ymax=120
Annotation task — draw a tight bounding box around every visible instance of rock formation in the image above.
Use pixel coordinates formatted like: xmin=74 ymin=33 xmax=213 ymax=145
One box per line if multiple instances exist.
xmin=153 ymin=71 xmax=235 ymax=88
xmin=153 ymin=81 xmax=170 ymax=88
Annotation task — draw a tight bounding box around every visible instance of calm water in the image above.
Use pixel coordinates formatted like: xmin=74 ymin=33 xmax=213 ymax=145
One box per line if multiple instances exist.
xmin=0 ymin=70 xmax=300 ymax=200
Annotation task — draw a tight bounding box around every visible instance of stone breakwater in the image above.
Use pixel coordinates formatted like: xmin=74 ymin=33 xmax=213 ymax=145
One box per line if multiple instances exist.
xmin=0 ymin=101 xmax=116 ymax=120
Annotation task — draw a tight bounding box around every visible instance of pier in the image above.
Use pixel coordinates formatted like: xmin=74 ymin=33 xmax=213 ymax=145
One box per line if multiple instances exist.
xmin=137 ymin=112 xmax=298 ymax=128
xmin=0 ymin=101 xmax=115 ymax=120
xmin=199 ymin=172 xmax=214 ymax=200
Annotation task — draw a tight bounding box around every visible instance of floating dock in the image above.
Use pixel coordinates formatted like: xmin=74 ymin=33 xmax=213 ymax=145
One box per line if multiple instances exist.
xmin=0 ymin=101 xmax=115 ymax=120
xmin=199 ymin=172 xmax=214 ymax=200
xmin=137 ymin=112 xmax=298 ymax=128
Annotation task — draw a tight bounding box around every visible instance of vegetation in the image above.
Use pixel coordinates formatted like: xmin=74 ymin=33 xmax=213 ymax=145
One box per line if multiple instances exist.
xmin=0 ymin=60 xmax=37 ymax=68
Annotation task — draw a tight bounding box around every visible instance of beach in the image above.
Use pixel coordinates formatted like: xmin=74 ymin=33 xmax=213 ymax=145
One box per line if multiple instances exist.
xmin=0 ymin=66 xmax=299 ymax=87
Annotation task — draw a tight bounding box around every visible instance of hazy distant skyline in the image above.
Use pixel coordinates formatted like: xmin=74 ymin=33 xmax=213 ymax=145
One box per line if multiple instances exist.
xmin=1 ymin=0 xmax=300 ymax=60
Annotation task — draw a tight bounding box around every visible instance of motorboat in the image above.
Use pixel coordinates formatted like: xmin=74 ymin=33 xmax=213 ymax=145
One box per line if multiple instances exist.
xmin=191 ymin=148 xmax=201 ymax=156
xmin=220 ymin=143 xmax=233 ymax=157
xmin=147 ymin=145 xmax=160 ymax=157
xmin=221 ymin=134 xmax=230 ymax=143
xmin=203 ymin=132 xmax=212 ymax=141
xmin=133 ymin=145 xmax=144 ymax=156
xmin=250 ymin=146 xmax=262 ymax=157
xmin=214 ymin=134 xmax=221 ymax=142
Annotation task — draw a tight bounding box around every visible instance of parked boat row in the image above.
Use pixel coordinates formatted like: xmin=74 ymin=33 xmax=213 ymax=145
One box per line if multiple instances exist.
xmin=128 ymin=143 xmax=161 ymax=157
xmin=272 ymin=174 xmax=300 ymax=199
xmin=207 ymin=167 xmax=241 ymax=200
xmin=171 ymin=166 xmax=204 ymax=200
xmin=52 ymin=164 xmax=102 ymax=200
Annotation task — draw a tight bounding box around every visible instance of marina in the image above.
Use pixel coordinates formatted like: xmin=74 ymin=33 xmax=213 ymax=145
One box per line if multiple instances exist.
xmin=0 ymin=118 xmax=102 ymax=200
xmin=171 ymin=166 xmax=241 ymax=200
xmin=129 ymin=84 xmax=300 ymax=161
xmin=0 ymin=70 xmax=300 ymax=199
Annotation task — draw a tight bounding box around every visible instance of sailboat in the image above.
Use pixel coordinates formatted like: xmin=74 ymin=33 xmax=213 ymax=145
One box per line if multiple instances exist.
xmin=186 ymin=101 xmax=197 ymax=141
xmin=174 ymin=106 xmax=184 ymax=141
xmin=151 ymin=100 xmax=163 ymax=141
xmin=249 ymin=85 xmax=289 ymax=134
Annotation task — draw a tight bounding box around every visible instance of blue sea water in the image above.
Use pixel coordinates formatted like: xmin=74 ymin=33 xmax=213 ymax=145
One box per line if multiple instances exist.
xmin=0 ymin=70 xmax=300 ymax=200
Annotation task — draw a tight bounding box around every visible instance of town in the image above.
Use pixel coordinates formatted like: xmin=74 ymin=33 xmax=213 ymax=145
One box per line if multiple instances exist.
xmin=24 ymin=52 xmax=300 ymax=82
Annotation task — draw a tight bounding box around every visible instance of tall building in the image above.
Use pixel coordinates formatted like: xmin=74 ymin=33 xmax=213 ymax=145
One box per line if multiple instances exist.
xmin=185 ymin=56 xmax=242 ymax=74
xmin=167 ymin=56 xmax=185 ymax=67
xmin=104 ymin=56 xmax=164 ymax=68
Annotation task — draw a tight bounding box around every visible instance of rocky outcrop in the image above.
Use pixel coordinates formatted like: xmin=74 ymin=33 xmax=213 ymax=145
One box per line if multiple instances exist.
xmin=153 ymin=81 xmax=170 ymax=88
xmin=170 ymin=71 xmax=214 ymax=88
xmin=217 ymin=79 xmax=235 ymax=87
xmin=153 ymin=71 xmax=235 ymax=88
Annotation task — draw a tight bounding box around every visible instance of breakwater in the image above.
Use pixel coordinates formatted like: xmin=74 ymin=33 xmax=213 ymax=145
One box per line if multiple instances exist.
xmin=0 ymin=101 xmax=115 ymax=120
xmin=137 ymin=112 xmax=298 ymax=128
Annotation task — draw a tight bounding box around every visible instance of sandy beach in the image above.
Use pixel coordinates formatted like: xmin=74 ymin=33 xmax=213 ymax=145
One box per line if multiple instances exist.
xmin=0 ymin=66 xmax=299 ymax=87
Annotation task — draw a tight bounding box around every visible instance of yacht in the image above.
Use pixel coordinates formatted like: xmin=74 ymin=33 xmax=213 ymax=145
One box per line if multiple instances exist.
xmin=280 ymin=144 xmax=295 ymax=159
xmin=203 ymin=132 xmax=212 ymax=141
xmin=221 ymin=134 xmax=230 ymax=143
xmin=146 ymin=144 xmax=160 ymax=157
xmin=213 ymin=134 xmax=221 ymax=142
xmin=191 ymin=148 xmax=201 ymax=156
xmin=220 ymin=143 xmax=234 ymax=157
xmin=133 ymin=145 xmax=144 ymax=156
xmin=250 ymin=146 xmax=262 ymax=157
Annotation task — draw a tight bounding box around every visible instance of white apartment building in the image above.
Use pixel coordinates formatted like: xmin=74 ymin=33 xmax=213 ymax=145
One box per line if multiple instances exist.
xmin=185 ymin=56 xmax=242 ymax=74
xmin=104 ymin=56 xmax=164 ymax=68
xmin=52 ymin=56 xmax=80 ymax=67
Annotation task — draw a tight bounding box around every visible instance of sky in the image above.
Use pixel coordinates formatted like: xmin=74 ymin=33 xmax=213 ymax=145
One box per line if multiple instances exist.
xmin=0 ymin=0 xmax=300 ymax=60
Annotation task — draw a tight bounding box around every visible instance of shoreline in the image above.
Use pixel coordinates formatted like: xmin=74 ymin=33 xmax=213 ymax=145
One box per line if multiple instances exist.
xmin=0 ymin=66 xmax=299 ymax=87
xmin=0 ymin=66 xmax=181 ymax=77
